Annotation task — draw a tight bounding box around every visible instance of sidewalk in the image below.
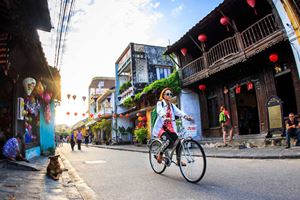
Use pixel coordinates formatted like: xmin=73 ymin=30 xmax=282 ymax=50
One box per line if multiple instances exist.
xmin=90 ymin=144 xmax=300 ymax=159
xmin=0 ymin=150 xmax=96 ymax=200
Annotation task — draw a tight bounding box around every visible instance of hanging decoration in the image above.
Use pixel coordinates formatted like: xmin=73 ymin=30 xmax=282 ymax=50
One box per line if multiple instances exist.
xmin=107 ymin=96 xmax=111 ymax=103
xmin=90 ymin=113 xmax=94 ymax=118
xmin=198 ymin=84 xmax=206 ymax=91
xmin=180 ymin=48 xmax=188 ymax=56
xmin=138 ymin=116 xmax=143 ymax=122
xmin=93 ymin=96 xmax=98 ymax=102
xmin=269 ymin=53 xmax=281 ymax=73
xmin=198 ymin=34 xmax=207 ymax=51
xmin=98 ymin=113 xmax=102 ymax=118
xmin=246 ymin=0 xmax=257 ymax=15
xmin=220 ymin=16 xmax=230 ymax=31
xmin=82 ymin=96 xmax=86 ymax=102
xmin=142 ymin=116 xmax=147 ymax=122
xmin=23 ymin=77 xmax=36 ymax=96
xmin=44 ymin=104 xmax=51 ymax=123
xmin=72 ymin=95 xmax=76 ymax=101
xmin=34 ymin=81 xmax=44 ymax=97
xmin=113 ymin=114 xmax=117 ymax=118
xmin=67 ymin=94 xmax=71 ymax=99
xmin=43 ymin=92 xmax=52 ymax=104
xmin=247 ymin=81 xmax=254 ymax=90
xmin=82 ymin=113 xmax=86 ymax=117
xmin=136 ymin=112 xmax=141 ymax=117
xmin=125 ymin=114 xmax=129 ymax=118
xmin=74 ymin=112 xmax=78 ymax=117
xmin=119 ymin=114 xmax=123 ymax=118
xmin=235 ymin=84 xmax=241 ymax=94
xmin=66 ymin=111 xmax=70 ymax=116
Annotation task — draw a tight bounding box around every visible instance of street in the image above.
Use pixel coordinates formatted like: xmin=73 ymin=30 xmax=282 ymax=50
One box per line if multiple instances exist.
xmin=59 ymin=145 xmax=300 ymax=200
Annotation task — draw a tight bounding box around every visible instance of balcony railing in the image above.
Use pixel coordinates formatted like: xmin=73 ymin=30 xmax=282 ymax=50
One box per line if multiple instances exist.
xmin=181 ymin=14 xmax=284 ymax=84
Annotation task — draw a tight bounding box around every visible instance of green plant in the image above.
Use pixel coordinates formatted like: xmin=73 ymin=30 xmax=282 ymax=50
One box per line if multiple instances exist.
xmin=123 ymin=97 xmax=135 ymax=108
xmin=119 ymin=81 xmax=132 ymax=94
xmin=134 ymin=127 xmax=148 ymax=144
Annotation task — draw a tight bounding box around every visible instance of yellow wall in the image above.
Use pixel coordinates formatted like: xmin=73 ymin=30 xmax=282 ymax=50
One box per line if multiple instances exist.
xmin=282 ymin=0 xmax=300 ymax=44
xmin=146 ymin=109 xmax=152 ymax=139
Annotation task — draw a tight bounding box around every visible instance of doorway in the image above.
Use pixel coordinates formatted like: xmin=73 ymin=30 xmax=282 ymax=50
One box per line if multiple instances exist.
xmin=235 ymin=84 xmax=260 ymax=135
xmin=275 ymin=72 xmax=297 ymax=117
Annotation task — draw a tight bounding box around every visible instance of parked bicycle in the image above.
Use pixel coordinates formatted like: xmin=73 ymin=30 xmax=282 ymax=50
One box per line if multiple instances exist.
xmin=148 ymin=118 xmax=207 ymax=183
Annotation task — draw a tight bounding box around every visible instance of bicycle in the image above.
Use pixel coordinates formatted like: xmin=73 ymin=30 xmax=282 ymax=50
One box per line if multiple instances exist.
xmin=148 ymin=118 xmax=207 ymax=183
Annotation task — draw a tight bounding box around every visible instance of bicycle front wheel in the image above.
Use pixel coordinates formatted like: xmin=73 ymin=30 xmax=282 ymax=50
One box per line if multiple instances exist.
xmin=149 ymin=140 xmax=166 ymax=174
xmin=178 ymin=139 xmax=206 ymax=183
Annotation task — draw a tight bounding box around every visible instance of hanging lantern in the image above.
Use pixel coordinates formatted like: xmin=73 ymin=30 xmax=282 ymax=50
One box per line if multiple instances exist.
xmin=98 ymin=113 xmax=102 ymax=118
xmin=198 ymin=84 xmax=206 ymax=91
xmin=180 ymin=48 xmax=188 ymax=56
xmin=23 ymin=77 xmax=36 ymax=96
xmin=74 ymin=112 xmax=78 ymax=116
xmin=142 ymin=116 xmax=147 ymax=122
xmin=82 ymin=96 xmax=86 ymax=102
xmin=125 ymin=114 xmax=129 ymax=118
xmin=118 ymin=96 xmax=122 ymax=101
xmin=247 ymin=81 xmax=253 ymax=90
xmin=136 ymin=112 xmax=141 ymax=117
xmin=82 ymin=113 xmax=86 ymax=117
xmin=106 ymin=114 xmax=110 ymax=118
xmin=113 ymin=114 xmax=117 ymax=118
xmin=119 ymin=114 xmax=123 ymax=118
xmin=138 ymin=116 xmax=143 ymax=122
xmin=269 ymin=53 xmax=278 ymax=63
xmin=220 ymin=16 xmax=230 ymax=31
xmin=198 ymin=34 xmax=207 ymax=43
xmin=235 ymin=84 xmax=241 ymax=94
xmin=90 ymin=113 xmax=94 ymax=118
xmin=246 ymin=0 xmax=257 ymax=15
xmin=67 ymin=94 xmax=71 ymax=99
xmin=66 ymin=111 xmax=70 ymax=116
xmin=72 ymin=95 xmax=77 ymax=101
xmin=107 ymin=96 xmax=111 ymax=103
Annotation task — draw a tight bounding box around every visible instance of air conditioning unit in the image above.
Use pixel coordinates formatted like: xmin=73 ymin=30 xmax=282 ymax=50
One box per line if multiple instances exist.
xmin=17 ymin=97 xmax=24 ymax=120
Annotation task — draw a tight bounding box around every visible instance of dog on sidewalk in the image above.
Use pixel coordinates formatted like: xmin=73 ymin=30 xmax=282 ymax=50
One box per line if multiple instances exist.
xmin=46 ymin=155 xmax=64 ymax=181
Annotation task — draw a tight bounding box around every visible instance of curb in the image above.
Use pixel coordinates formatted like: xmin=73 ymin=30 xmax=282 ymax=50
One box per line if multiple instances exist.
xmin=57 ymin=149 xmax=99 ymax=200
xmin=90 ymin=145 xmax=300 ymax=159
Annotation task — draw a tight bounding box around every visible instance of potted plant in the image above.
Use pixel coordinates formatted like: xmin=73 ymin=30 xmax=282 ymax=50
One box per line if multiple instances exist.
xmin=134 ymin=127 xmax=148 ymax=145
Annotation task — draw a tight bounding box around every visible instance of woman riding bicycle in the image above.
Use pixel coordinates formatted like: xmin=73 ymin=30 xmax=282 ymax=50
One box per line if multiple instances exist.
xmin=152 ymin=88 xmax=192 ymax=165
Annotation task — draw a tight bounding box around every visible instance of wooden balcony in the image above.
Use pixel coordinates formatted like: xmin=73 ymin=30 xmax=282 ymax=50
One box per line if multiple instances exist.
xmin=182 ymin=14 xmax=286 ymax=86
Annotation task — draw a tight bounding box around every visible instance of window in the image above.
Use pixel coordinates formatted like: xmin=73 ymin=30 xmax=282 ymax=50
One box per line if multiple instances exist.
xmin=207 ymin=96 xmax=219 ymax=128
xmin=156 ymin=67 xmax=171 ymax=80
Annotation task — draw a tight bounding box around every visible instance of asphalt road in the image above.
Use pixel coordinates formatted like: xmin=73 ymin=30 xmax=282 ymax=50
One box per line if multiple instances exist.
xmin=59 ymin=144 xmax=300 ymax=200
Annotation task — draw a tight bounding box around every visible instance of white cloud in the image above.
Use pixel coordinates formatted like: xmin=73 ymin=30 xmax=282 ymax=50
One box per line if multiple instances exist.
xmin=40 ymin=0 xmax=165 ymax=125
xmin=171 ymin=3 xmax=184 ymax=17
xmin=151 ymin=2 xmax=160 ymax=8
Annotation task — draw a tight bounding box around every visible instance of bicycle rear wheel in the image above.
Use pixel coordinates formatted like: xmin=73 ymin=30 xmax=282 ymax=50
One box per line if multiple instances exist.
xmin=178 ymin=139 xmax=206 ymax=183
xmin=149 ymin=140 xmax=166 ymax=174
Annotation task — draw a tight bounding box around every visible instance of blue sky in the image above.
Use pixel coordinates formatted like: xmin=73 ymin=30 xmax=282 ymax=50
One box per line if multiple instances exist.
xmin=39 ymin=0 xmax=223 ymax=125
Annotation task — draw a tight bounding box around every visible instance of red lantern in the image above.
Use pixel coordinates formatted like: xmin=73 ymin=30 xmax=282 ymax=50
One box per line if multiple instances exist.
xmin=235 ymin=84 xmax=241 ymax=94
xmin=247 ymin=81 xmax=253 ymax=91
xmin=67 ymin=94 xmax=71 ymax=99
xmin=198 ymin=34 xmax=207 ymax=43
xmin=74 ymin=112 xmax=78 ymax=116
xmin=136 ymin=112 xmax=141 ymax=117
xmin=220 ymin=16 xmax=230 ymax=26
xmin=66 ymin=112 xmax=70 ymax=116
xmin=82 ymin=113 xmax=86 ymax=117
xmin=98 ymin=113 xmax=102 ymax=118
xmin=82 ymin=96 xmax=86 ymax=102
xmin=113 ymin=114 xmax=117 ymax=118
xmin=72 ymin=95 xmax=76 ymax=101
xmin=142 ymin=116 xmax=147 ymax=122
xmin=106 ymin=114 xmax=110 ymax=117
xmin=246 ymin=0 xmax=257 ymax=15
xmin=180 ymin=48 xmax=188 ymax=56
xmin=125 ymin=114 xmax=129 ymax=118
xmin=90 ymin=113 xmax=94 ymax=118
xmin=119 ymin=114 xmax=123 ymax=118
xmin=269 ymin=53 xmax=278 ymax=63
xmin=198 ymin=84 xmax=206 ymax=91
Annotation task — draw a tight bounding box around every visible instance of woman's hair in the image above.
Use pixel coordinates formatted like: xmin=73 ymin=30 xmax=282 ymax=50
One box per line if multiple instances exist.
xmin=159 ymin=88 xmax=173 ymax=101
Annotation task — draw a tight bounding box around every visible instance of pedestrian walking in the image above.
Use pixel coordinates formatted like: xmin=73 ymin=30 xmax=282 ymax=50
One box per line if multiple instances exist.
xmin=84 ymin=134 xmax=89 ymax=147
xmin=70 ymin=132 xmax=75 ymax=151
xmin=219 ymin=105 xmax=233 ymax=146
xmin=77 ymin=130 xmax=82 ymax=150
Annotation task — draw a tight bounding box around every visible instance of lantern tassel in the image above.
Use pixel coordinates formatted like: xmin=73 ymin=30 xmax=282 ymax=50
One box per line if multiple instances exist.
xmin=253 ymin=8 xmax=257 ymax=15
